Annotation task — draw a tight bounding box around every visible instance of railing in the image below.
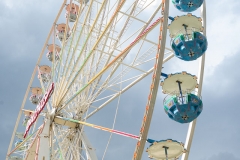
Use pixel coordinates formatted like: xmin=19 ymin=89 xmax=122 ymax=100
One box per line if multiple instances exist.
xmin=163 ymin=90 xmax=202 ymax=106
xmin=170 ymin=28 xmax=202 ymax=46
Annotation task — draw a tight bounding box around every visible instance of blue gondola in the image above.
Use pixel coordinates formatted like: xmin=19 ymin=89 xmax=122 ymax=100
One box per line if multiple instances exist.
xmin=172 ymin=31 xmax=208 ymax=61
xmin=172 ymin=0 xmax=204 ymax=12
xmin=164 ymin=93 xmax=203 ymax=123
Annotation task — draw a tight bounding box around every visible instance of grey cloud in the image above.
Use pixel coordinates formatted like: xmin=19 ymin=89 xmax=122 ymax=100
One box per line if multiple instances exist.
xmin=205 ymin=152 xmax=240 ymax=160
xmin=2 ymin=0 xmax=240 ymax=160
xmin=187 ymin=52 xmax=240 ymax=160
xmin=0 ymin=0 xmax=60 ymax=159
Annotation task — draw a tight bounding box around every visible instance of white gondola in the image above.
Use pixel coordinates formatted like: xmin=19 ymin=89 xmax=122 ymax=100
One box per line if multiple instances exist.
xmin=9 ymin=156 xmax=23 ymax=160
xmin=29 ymin=87 xmax=42 ymax=105
xmin=14 ymin=140 xmax=27 ymax=151
xmin=65 ymin=3 xmax=79 ymax=22
xmin=15 ymin=132 xmax=24 ymax=140
xmin=22 ymin=116 xmax=31 ymax=126
xmin=56 ymin=23 xmax=70 ymax=42
xmin=38 ymin=65 xmax=51 ymax=83
xmin=46 ymin=44 xmax=61 ymax=62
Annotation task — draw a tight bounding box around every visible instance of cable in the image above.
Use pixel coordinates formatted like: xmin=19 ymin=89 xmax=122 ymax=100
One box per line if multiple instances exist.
xmin=101 ymin=62 xmax=123 ymax=160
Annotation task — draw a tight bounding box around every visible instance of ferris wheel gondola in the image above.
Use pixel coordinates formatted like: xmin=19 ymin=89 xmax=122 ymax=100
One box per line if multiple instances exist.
xmin=29 ymin=87 xmax=42 ymax=105
xmin=38 ymin=65 xmax=51 ymax=84
xmin=160 ymin=72 xmax=203 ymax=123
xmin=55 ymin=23 xmax=70 ymax=42
xmin=46 ymin=44 xmax=61 ymax=62
xmin=172 ymin=0 xmax=204 ymax=12
xmin=65 ymin=3 xmax=80 ymax=22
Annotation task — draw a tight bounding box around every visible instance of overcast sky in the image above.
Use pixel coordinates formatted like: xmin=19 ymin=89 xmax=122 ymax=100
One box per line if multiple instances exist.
xmin=0 ymin=0 xmax=240 ymax=160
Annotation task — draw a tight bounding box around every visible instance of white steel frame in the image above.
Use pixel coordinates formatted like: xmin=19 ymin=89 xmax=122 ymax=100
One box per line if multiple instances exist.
xmin=181 ymin=1 xmax=207 ymax=160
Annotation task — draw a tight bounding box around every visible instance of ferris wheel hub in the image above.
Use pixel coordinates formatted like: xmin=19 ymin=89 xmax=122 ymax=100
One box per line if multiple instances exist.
xmin=49 ymin=108 xmax=56 ymax=121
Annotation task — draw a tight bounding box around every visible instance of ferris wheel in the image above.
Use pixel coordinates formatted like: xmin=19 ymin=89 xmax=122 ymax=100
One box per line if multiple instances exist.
xmin=7 ymin=0 xmax=208 ymax=160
